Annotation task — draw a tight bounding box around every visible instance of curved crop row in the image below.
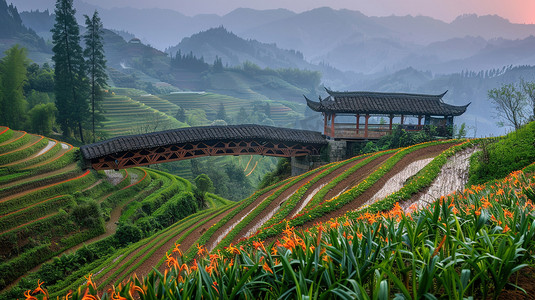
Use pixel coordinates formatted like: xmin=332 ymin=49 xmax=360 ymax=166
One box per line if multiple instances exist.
xmin=185 ymin=162 xmax=338 ymax=259
xmin=0 ymin=169 xmax=96 ymax=214
xmin=0 ymin=127 xmax=13 ymax=144
xmin=0 ymin=195 xmax=75 ymax=233
xmin=0 ymin=146 xmax=76 ymax=186
xmin=109 ymin=204 xmax=237 ymax=288
xmin=0 ymin=168 xmax=80 ymax=199
xmin=0 ymin=139 xmax=62 ymax=172
xmin=119 ymin=169 xmax=190 ymax=221
xmin=348 ymin=140 xmax=474 ymax=217
xmin=250 ymin=140 xmax=459 ymax=242
xmin=0 ymin=135 xmax=48 ymax=165
xmin=90 ymin=208 xmax=220 ymax=290
xmin=0 ymin=131 xmax=30 ymax=154
xmin=260 ymin=150 xmax=392 ymax=231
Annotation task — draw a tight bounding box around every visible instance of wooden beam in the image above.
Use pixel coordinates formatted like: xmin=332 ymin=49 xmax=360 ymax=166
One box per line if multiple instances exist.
xmin=356 ymin=114 xmax=360 ymax=134
xmin=330 ymin=113 xmax=336 ymax=138
xmin=323 ymin=113 xmax=328 ymax=135
xmin=364 ymin=114 xmax=370 ymax=139
xmin=389 ymin=114 xmax=394 ymax=131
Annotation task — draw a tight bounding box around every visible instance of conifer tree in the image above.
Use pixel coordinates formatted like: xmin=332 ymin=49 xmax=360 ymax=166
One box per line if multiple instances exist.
xmin=52 ymin=0 xmax=89 ymax=142
xmin=0 ymin=45 xmax=28 ymax=129
xmin=83 ymin=10 xmax=107 ymax=142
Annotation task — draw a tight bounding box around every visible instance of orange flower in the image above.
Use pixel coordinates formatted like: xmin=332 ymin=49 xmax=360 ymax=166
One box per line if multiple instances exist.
xmin=172 ymin=243 xmax=183 ymax=257
xmin=227 ymin=243 xmax=240 ymax=255
xmin=252 ymin=240 xmax=266 ymax=252
xmin=205 ymin=265 xmax=215 ymax=275
xmin=111 ymin=291 xmax=128 ymax=300
xmin=503 ymin=225 xmax=510 ymax=233
xmin=32 ymin=279 xmax=47 ymax=297
xmin=431 ymin=235 xmax=447 ymax=258
xmin=85 ymin=274 xmax=96 ymax=289
xmin=263 ymin=261 xmax=274 ymax=274
xmin=356 ymin=231 xmax=363 ymax=239
xmin=23 ymin=290 xmax=38 ymax=300
xmin=196 ymin=244 xmax=207 ymax=257
xmin=166 ymin=252 xmax=179 ymax=269
xmin=191 ymin=259 xmax=198 ymax=271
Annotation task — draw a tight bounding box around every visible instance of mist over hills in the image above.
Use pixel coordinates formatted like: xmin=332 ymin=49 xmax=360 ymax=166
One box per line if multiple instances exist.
xmin=5 ymin=1 xmax=535 ymax=136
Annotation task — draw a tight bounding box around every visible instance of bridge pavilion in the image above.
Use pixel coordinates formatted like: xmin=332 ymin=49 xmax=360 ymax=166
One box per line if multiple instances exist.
xmin=305 ymin=89 xmax=469 ymax=140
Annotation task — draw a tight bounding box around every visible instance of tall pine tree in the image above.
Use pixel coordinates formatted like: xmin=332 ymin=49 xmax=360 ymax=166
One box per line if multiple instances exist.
xmin=52 ymin=0 xmax=89 ymax=142
xmin=83 ymin=10 xmax=107 ymax=142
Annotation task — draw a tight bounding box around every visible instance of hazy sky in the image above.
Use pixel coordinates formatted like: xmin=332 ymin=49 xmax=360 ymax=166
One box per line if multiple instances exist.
xmin=9 ymin=0 xmax=535 ymax=24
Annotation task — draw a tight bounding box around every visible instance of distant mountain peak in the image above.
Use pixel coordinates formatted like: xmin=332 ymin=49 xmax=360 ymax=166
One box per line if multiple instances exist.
xmin=452 ymin=13 xmax=510 ymax=24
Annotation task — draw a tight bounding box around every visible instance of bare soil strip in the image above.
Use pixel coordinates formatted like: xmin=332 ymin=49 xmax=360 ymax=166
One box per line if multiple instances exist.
xmin=359 ymin=157 xmax=434 ymax=209
xmin=401 ymin=147 xmax=477 ymax=211
xmin=322 ymin=154 xmax=393 ymax=201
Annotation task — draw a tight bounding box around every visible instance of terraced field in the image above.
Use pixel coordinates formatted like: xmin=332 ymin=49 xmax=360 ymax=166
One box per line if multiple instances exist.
xmin=100 ymin=92 xmax=186 ymax=137
xmin=0 ymin=128 xmax=208 ymax=296
xmin=46 ymin=138 xmax=477 ymax=296
xmin=2 ymin=125 xmax=484 ymax=298
xmin=160 ymin=92 xmax=303 ymax=127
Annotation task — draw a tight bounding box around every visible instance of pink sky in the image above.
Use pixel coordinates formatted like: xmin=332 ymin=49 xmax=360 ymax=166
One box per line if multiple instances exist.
xmin=9 ymin=0 xmax=535 ymax=24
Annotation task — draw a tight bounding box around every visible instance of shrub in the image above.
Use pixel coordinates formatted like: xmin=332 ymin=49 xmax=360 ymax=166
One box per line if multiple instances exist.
xmin=115 ymin=224 xmax=143 ymax=246
xmin=468 ymin=121 xmax=535 ymax=185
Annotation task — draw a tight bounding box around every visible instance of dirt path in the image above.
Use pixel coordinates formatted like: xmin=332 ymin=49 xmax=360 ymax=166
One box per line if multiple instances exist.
xmin=105 ymin=170 xmax=126 ymax=186
xmin=19 ymin=143 xmax=72 ymax=170
xmin=401 ymin=147 xmax=477 ymax=212
xmin=234 ymin=156 xmax=374 ymax=243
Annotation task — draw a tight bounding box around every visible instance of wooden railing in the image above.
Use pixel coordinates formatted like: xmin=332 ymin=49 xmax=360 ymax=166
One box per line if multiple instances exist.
xmin=331 ymin=123 xmax=427 ymax=139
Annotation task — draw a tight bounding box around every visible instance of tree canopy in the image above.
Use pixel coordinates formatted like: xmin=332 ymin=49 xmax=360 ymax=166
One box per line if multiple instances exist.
xmin=84 ymin=10 xmax=108 ymax=142
xmin=52 ymin=0 xmax=89 ymax=141
xmin=488 ymin=82 xmax=530 ymax=130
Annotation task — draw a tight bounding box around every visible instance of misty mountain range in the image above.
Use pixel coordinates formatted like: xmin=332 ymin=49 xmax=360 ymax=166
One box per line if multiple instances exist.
xmin=6 ymin=1 xmax=535 ymax=136
xmin=52 ymin=3 xmax=535 ymax=75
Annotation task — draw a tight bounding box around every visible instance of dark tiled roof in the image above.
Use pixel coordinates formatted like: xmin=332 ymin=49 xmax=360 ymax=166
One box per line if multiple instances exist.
xmin=306 ymin=89 xmax=469 ymax=116
xmin=80 ymin=124 xmax=327 ymax=160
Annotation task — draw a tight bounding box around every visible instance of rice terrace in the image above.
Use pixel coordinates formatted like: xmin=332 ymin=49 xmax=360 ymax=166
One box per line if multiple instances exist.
xmin=2 ymin=0 xmax=535 ymax=299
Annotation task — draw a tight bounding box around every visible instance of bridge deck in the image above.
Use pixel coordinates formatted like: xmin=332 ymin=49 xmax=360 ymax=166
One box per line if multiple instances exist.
xmin=81 ymin=125 xmax=327 ymax=170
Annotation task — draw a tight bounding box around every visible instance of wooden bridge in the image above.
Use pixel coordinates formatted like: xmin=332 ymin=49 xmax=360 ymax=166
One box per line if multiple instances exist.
xmin=80 ymin=125 xmax=327 ymax=170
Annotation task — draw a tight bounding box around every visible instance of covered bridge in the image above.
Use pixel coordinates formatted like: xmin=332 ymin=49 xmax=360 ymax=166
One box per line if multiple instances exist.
xmin=306 ymin=89 xmax=469 ymax=140
xmin=81 ymin=124 xmax=327 ymax=170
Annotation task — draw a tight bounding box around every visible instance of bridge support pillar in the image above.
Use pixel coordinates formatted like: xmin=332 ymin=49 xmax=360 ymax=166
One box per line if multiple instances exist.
xmin=291 ymin=155 xmax=323 ymax=176
xmin=327 ymin=140 xmax=347 ymax=162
